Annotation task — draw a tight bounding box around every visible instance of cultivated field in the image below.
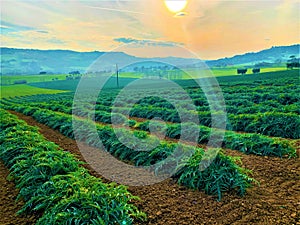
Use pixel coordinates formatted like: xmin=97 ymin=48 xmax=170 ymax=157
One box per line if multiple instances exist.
xmin=0 ymin=69 xmax=299 ymax=224
xmin=0 ymin=84 xmax=66 ymax=98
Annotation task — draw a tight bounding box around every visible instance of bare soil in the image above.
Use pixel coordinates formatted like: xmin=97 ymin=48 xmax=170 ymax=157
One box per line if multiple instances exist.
xmin=0 ymin=161 xmax=38 ymax=225
xmin=1 ymin=111 xmax=299 ymax=225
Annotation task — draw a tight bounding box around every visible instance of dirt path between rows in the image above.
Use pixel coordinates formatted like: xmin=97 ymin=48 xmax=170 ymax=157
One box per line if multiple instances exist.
xmin=0 ymin=160 xmax=38 ymax=225
xmin=2 ymin=110 xmax=300 ymax=225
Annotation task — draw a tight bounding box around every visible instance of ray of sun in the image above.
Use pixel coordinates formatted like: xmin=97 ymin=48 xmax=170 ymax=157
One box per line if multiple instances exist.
xmin=164 ymin=0 xmax=188 ymax=13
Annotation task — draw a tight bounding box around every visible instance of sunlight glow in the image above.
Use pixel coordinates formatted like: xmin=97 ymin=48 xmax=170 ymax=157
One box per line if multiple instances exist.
xmin=164 ymin=0 xmax=188 ymax=13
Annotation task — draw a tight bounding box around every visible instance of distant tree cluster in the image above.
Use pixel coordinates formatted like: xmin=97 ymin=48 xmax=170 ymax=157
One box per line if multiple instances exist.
xmin=286 ymin=56 xmax=300 ymax=69
xmin=252 ymin=68 xmax=260 ymax=74
xmin=66 ymin=75 xmax=82 ymax=80
xmin=237 ymin=68 xmax=247 ymax=75
xmin=69 ymin=70 xmax=80 ymax=75
xmin=14 ymin=80 xmax=27 ymax=84
xmin=133 ymin=65 xmax=172 ymax=73
xmin=253 ymin=62 xmax=273 ymax=67
xmin=133 ymin=65 xmax=184 ymax=79
xmin=287 ymin=62 xmax=300 ymax=69
xmin=66 ymin=71 xmax=82 ymax=80
xmin=237 ymin=68 xmax=260 ymax=75
xmin=39 ymin=71 xmax=54 ymax=75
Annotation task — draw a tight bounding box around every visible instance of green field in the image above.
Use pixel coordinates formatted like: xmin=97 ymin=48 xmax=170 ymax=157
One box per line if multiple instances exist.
xmin=26 ymin=69 xmax=299 ymax=92
xmin=0 ymin=66 xmax=289 ymax=87
xmin=210 ymin=66 xmax=287 ymax=76
xmin=116 ymin=66 xmax=288 ymax=79
xmin=0 ymin=74 xmax=67 ymax=85
xmin=0 ymin=84 xmax=66 ymax=98
xmin=174 ymin=67 xmax=288 ymax=79
xmin=1 ymin=70 xmax=298 ymax=99
xmin=0 ymin=67 xmax=299 ymax=224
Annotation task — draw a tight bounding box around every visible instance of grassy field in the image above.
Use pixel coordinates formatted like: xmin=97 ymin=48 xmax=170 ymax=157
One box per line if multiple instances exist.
xmin=1 ymin=69 xmax=297 ymax=98
xmin=29 ymin=77 xmax=137 ymax=91
xmin=0 ymin=66 xmax=288 ymax=86
xmin=28 ymin=69 xmax=299 ymax=92
xmin=116 ymin=66 xmax=288 ymax=79
xmin=0 ymin=84 xmax=67 ymax=98
xmin=0 ymin=66 xmax=299 ymax=225
xmin=210 ymin=66 xmax=286 ymax=76
xmin=0 ymin=74 xmax=67 ymax=85
xmin=181 ymin=67 xmax=287 ymax=78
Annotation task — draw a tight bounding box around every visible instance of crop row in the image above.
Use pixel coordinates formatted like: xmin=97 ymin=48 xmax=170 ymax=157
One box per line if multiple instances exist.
xmin=122 ymin=106 xmax=300 ymax=139
xmin=0 ymin=109 xmax=146 ymax=224
xmin=136 ymin=121 xmax=296 ymax=158
xmin=216 ymin=70 xmax=299 ymax=85
xmin=2 ymin=97 xmax=299 ymax=139
xmin=3 ymin=99 xmax=297 ymax=157
xmin=4 ymin=88 xmax=299 ymax=139
xmin=9 ymin=89 xmax=300 ymax=116
xmin=2 ymin=100 xmax=296 ymax=157
xmin=1 ymin=104 xmax=255 ymax=200
xmin=6 ymin=73 xmax=300 ymax=114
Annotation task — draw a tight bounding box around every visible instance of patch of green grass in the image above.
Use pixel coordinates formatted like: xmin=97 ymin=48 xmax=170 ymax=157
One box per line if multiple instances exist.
xmin=216 ymin=69 xmax=299 ymax=83
xmin=259 ymin=67 xmax=288 ymax=73
xmin=183 ymin=67 xmax=287 ymax=78
xmin=112 ymin=72 xmax=143 ymax=78
xmin=0 ymin=74 xmax=67 ymax=85
xmin=0 ymin=84 xmax=67 ymax=98
xmin=112 ymin=66 xmax=288 ymax=79
xmin=27 ymin=69 xmax=299 ymax=92
xmin=29 ymin=77 xmax=137 ymax=91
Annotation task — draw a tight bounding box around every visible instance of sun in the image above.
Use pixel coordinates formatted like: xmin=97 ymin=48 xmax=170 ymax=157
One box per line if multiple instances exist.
xmin=164 ymin=0 xmax=188 ymax=13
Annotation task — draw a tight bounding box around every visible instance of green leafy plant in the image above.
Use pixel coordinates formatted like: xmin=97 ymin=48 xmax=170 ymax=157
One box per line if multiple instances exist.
xmin=0 ymin=109 xmax=146 ymax=224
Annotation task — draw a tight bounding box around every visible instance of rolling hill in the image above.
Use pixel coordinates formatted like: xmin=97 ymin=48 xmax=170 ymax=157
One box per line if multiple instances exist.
xmin=0 ymin=44 xmax=299 ymax=75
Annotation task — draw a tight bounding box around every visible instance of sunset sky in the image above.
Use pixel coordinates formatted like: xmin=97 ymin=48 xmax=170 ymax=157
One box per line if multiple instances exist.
xmin=1 ymin=0 xmax=299 ymax=59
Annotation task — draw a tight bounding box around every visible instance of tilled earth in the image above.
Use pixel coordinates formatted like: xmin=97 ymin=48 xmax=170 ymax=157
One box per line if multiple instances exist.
xmin=0 ymin=161 xmax=38 ymax=225
xmin=0 ymin=111 xmax=299 ymax=225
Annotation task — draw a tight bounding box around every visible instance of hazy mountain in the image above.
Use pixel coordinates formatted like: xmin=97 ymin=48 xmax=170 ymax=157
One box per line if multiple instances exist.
xmin=205 ymin=44 xmax=299 ymax=67
xmin=1 ymin=48 xmax=111 ymax=75
xmin=0 ymin=44 xmax=299 ymax=75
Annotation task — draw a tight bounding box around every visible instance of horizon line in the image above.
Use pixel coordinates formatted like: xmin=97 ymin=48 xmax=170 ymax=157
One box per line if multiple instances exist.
xmin=0 ymin=43 xmax=299 ymax=61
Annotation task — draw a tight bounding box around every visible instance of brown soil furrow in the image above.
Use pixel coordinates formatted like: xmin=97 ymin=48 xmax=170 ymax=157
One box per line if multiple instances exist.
xmin=0 ymin=161 xmax=38 ymax=225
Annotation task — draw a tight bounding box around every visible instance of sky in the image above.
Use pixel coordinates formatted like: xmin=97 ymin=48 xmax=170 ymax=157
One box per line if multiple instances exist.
xmin=1 ymin=0 xmax=299 ymax=59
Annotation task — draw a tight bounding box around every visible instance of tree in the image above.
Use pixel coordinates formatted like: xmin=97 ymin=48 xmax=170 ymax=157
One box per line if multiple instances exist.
xmin=237 ymin=68 xmax=247 ymax=75
xmin=252 ymin=68 xmax=260 ymax=74
xmin=69 ymin=71 xmax=80 ymax=75
xmin=287 ymin=56 xmax=300 ymax=69
xmin=287 ymin=62 xmax=300 ymax=69
xmin=14 ymin=80 xmax=27 ymax=84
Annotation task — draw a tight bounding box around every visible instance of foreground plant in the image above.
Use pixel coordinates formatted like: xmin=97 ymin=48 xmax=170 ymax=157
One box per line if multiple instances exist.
xmin=0 ymin=109 xmax=146 ymax=224
xmin=1 ymin=106 xmax=256 ymax=200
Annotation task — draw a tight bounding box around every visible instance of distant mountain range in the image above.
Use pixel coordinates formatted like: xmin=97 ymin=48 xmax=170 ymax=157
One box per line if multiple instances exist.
xmin=0 ymin=44 xmax=299 ymax=75
xmin=205 ymin=44 xmax=300 ymax=67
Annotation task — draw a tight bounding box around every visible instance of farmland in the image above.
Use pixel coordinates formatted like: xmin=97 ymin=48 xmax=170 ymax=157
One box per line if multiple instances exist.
xmin=107 ymin=66 xmax=288 ymax=79
xmin=0 ymin=74 xmax=68 ymax=85
xmin=0 ymin=69 xmax=299 ymax=224
xmin=0 ymin=84 xmax=66 ymax=98
xmin=0 ymin=65 xmax=288 ymax=86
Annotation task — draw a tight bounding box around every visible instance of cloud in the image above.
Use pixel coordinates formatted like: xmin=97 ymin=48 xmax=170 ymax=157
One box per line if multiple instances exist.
xmin=174 ymin=12 xmax=188 ymax=17
xmin=86 ymin=5 xmax=150 ymax=16
xmin=0 ymin=21 xmax=48 ymax=36
xmin=36 ymin=30 xmax=49 ymax=34
xmin=47 ymin=38 xmax=65 ymax=45
xmin=0 ymin=21 xmax=35 ymax=33
xmin=114 ymin=37 xmax=184 ymax=47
